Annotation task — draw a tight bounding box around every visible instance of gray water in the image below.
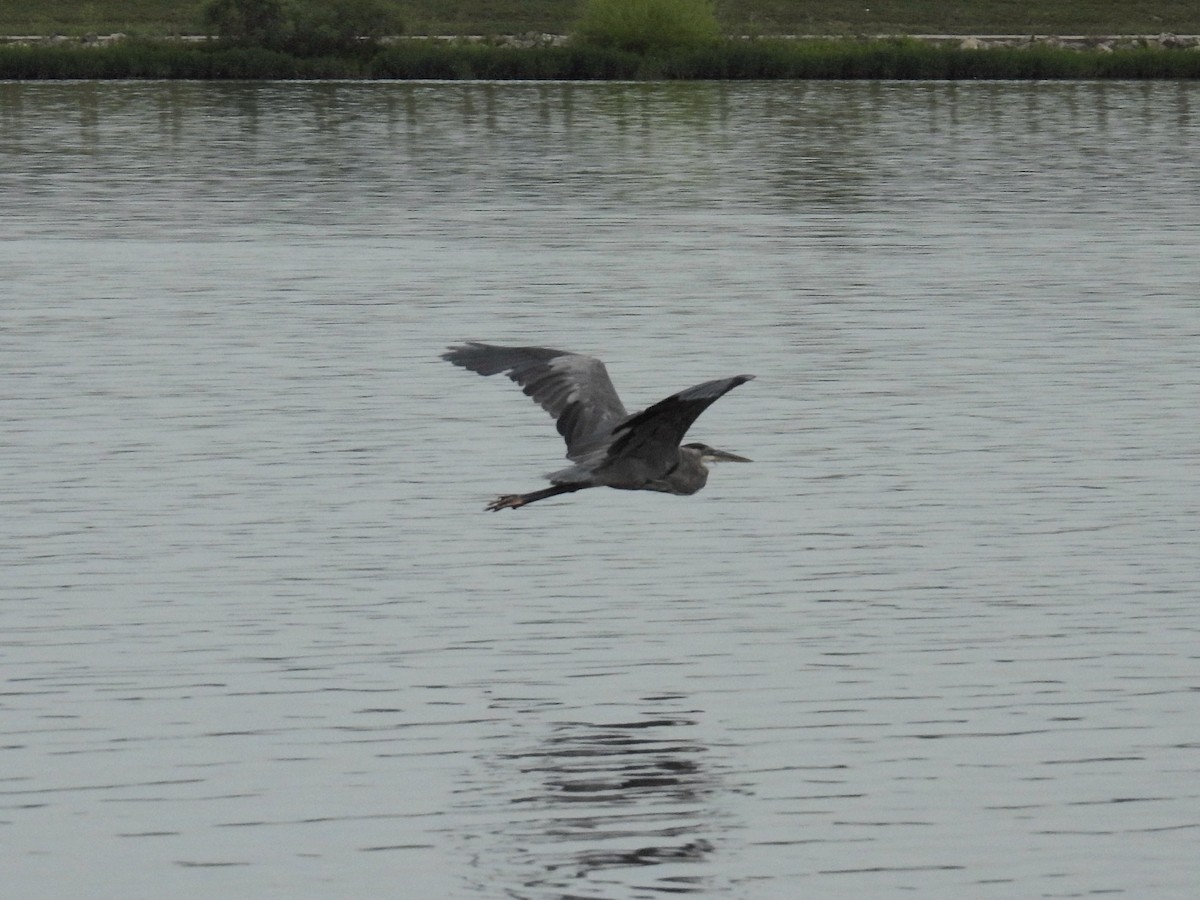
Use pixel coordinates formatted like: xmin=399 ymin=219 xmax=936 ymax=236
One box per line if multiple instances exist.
xmin=2 ymin=80 xmax=1198 ymax=899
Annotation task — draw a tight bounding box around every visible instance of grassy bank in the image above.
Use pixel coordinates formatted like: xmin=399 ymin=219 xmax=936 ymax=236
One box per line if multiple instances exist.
xmin=3 ymin=1 xmax=1200 ymax=38
xmin=3 ymin=36 xmax=1200 ymax=80
xmin=5 ymin=1 xmax=1200 ymax=80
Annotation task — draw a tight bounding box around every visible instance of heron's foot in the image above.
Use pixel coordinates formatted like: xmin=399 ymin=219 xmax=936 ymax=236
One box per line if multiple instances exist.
xmin=487 ymin=494 xmax=526 ymax=512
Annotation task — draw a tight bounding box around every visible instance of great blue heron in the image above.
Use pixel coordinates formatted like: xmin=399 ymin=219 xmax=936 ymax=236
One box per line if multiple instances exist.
xmin=442 ymin=342 xmax=754 ymax=511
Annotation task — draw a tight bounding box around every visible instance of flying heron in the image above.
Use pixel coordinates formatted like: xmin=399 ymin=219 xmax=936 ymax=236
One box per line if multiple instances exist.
xmin=442 ymin=342 xmax=754 ymax=511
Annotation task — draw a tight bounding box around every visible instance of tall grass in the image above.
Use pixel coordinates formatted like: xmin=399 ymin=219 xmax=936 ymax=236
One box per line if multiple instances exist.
xmin=0 ymin=40 xmax=358 ymax=79
xmin=3 ymin=36 xmax=1199 ymax=80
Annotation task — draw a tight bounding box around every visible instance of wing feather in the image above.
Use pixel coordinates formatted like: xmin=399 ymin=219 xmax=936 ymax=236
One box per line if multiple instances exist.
xmin=442 ymin=342 xmax=629 ymax=459
xmin=606 ymin=374 xmax=755 ymax=468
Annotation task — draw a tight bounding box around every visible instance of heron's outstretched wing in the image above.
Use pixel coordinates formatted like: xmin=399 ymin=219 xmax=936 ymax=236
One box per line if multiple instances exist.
xmin=442 ymin=342 xmax=629 ymax=459
xmin=606 ymin=374 xmax=755 ymax=467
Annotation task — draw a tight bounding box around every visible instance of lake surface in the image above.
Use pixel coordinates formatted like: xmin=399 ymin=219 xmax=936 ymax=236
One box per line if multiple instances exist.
xmin=2 ymin=79 xmax=1198 ymax=899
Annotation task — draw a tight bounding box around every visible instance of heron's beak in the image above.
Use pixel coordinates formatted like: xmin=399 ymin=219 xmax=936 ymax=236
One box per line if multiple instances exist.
xmin=705 ymin=448 xmax=752 ymax=463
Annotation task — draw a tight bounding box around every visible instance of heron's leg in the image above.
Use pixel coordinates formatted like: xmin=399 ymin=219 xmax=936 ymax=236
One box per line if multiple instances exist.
xmin=487 ymin=483 xmax=584 ymax=512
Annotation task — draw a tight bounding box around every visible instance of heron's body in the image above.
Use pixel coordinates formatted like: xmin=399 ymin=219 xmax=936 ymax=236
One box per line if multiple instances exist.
xmin=441 ymin=342 xmax=753 ymax=510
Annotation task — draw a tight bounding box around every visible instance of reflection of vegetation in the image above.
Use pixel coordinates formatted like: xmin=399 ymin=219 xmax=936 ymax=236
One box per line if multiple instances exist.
xmin=574 ymin=0 xmax=719 ymax=54
xmin=3 ymin=35 xmax=1200 ymax=79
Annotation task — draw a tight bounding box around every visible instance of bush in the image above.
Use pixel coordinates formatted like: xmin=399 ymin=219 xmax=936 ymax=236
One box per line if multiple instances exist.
xmin=573 ymin=0 xmax=721 ymax=54
xmin=202 ymin=0 xmax=288 ymax=46
xmin=286 ymin=0 xmax=401 ymax=56
xmin=203 ymin=0 xmax=401 ymax=56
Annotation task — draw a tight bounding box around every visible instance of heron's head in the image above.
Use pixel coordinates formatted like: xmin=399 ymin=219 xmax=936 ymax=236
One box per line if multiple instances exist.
xmin=683 ymin=442 xmax=752 ymax=464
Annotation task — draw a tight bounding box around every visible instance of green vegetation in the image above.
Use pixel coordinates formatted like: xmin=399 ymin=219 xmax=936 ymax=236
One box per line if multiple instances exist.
xmin=719 ymin=1 xmax=1200 ymax=37
xmin=2 ymin=1 xmax=1200 ymax=38
xmin=3 ymin=35 xmax=1199 ymax=80
xmin=574 ymin=0 xmax=719 ymax=54
xmin=2 ymin=1 xmax=1200 ymax=79
xmin=202 ymin=0 xmax=400 ymax=54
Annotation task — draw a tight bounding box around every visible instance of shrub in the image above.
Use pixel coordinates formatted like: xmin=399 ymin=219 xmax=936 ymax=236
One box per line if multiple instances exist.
xmin=202 ymin=0 xmax=288 ymax=46
xmin=573 ymin=0 xmax=721 ymax=54
xmin=202 ymin=0 xmax=401 ymax=56
xmin=286 ymin=0 xmax=401 ymax=56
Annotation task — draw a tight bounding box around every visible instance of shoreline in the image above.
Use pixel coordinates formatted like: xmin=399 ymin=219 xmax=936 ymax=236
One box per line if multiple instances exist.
xmin=4 ymin=33 xmax=1199 ymax=81
xmin=5 ymin=33 xmax=1200 ymax=50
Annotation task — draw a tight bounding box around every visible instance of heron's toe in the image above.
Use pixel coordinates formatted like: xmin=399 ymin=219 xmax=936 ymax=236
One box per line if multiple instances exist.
xmin=486 ymin=494 xmax=524 ymax=512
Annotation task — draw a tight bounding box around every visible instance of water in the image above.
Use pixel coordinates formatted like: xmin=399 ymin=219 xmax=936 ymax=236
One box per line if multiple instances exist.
xmin=2 ymin=80 xmax=1198 ymax=899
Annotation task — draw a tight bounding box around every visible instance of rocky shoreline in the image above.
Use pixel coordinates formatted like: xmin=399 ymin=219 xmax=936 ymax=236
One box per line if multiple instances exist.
xmin=5 ymin=32 xmax=1200 ymax=51
xmin=917 ymin=33 xmax=1200 ymax=51
xmin=446 ymin=33 xmax=1200 ymax=50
